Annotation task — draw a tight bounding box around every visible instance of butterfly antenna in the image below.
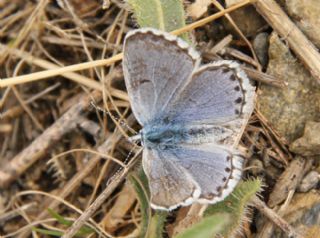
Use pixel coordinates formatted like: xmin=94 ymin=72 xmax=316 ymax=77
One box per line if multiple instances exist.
xmin=106 ymin=143 xmax=137 ymax=187
xmin=90 ymin=101 xmax=137 ymax=135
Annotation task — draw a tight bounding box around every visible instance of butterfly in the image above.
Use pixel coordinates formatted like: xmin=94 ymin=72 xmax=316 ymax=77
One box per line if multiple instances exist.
xmin=122 ymin=28 xmax=255 ymax=210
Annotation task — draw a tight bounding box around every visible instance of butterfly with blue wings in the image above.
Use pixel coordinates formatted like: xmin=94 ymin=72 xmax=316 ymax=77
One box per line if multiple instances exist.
xmin=122 ymin=28 xmax=255 ymax=210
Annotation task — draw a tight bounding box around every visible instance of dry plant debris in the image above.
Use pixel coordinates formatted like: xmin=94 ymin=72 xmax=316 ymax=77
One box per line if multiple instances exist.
xmin=0 ymin=0 xmax=320 ymax=237
xmin=257 ymin=33 xmax=320 ymax=144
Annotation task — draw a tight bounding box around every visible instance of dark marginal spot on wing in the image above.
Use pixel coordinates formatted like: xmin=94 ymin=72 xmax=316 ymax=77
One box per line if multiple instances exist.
xmin=235 ymin=97 xmax=243 ymax=103
xmin=230 ymin=74 xmax=236 ymax=81
xmin=222 ymin=67 xmax=230 ymax=74
xmin=225 ymin=167 xmax=231 ymax=173
xmin=234 ymin=86 xmax=240 ymax=91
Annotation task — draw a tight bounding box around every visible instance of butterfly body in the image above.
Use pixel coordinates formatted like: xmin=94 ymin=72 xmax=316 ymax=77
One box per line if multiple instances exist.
xmin=123 ymin=28 xmax=255 ymax=210
xmin=142 ymin=123 xmax=234 ymax=149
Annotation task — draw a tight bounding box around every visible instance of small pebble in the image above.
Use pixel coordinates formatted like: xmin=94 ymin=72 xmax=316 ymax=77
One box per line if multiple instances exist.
xmin=253 ymin=32 xmax=269 ymax=68
xmin=298 ymin=171 xmax=320 ymax=193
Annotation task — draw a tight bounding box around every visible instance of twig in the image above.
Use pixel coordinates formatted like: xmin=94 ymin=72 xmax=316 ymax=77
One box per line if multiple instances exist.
xmin=0 ymin=0 xmax=48 ymax=64
xmin=61 ymin=148 xmax=142 ymax=238
xmin=242 ymin=66 xmax=284 ymax=87
xmin=222 ymin=47 xmax=261 ymax=69
xmin=40 ymin=36 xmax=119 ymax=50
xmin=17 ymin=116 xmax=136 ymax=238
xmin=0 ymin=43 xmax=123 ymax=91
xmin=0 ymin=202 xmax=36 ymax=223
xmin=268 ymin=156 xmax=311 ymax=208
xmin=0 ymin=82 xmax=61 ymax=120
xmin=210 ymin=34 xmax=233 ymax=54
xmin=252 ymin=197 xmax=304 ymax=238
xmin=0 ymin=91 xmax=101 ymax=188
xmin=0 ymin=0 xmax=255 ymax=88
xmin=211 ymin=0 xmax=261 ymax=70
xmin=254 ymin=0 xmax=320 ymax=82
xmin=171 ymin=0 xmax=256 ymax=36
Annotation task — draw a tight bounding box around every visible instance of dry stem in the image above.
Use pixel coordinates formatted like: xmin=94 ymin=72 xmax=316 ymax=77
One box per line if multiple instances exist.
xmin=252 ymin=197 xmax=304 ymax=238
xmin=254 ymin=0 xmax=320 ymax=82
xmin=0 ymin=0 xmax=255 ymax=89
xmin=61 ymin=148 xmax=142 ymax=238
xmin=0 ymin=91 xmax=101 ymax=188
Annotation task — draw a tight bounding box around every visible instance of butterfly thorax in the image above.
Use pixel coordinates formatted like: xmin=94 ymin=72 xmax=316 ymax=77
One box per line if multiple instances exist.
xmin=141 ymin=123 xmax=234 ymax=150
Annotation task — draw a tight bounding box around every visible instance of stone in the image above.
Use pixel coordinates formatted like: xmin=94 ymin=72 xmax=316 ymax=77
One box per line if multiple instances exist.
xmin=298 ymin=171 xmax=320 ymax=193
xmin=290 ymin=121 xmax=320 ymax=156
xmin=253 ymin=32 xmax=269 ymax=68
xmin=285 ymin=0 xmax=320 ymax=48
xmin=257 ymin=33 xmax=320 ymax=144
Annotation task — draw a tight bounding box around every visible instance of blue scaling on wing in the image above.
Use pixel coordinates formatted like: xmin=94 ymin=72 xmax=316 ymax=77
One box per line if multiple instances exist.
xmin=142 ymin=147 xmax=200 ymax=210
xmin=165 ymin=144 xmax=243 ymax=204
xmin=122 ymin=28 xmax=200 ymax=125
xmin=122 ymin=28 xmax=256 ymax=210
xmin=166 ymin=61 xmax=255 ymax=125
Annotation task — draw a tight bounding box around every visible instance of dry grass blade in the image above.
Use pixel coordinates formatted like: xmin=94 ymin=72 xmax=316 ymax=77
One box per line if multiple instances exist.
xmin=61 ymin=148 xmax=143 ymax=238
xmin=0 ymin=91 xmax=102 ymax=188
xmin=16 ymin=115 xmax=137 ymax=238
xmin=0 ymin=0 xmax=255 ymax=89
xmin=1 ymin=0 xmax=312 ymax=237
xmin=252 ymin=197 xmax=304 ymax=238
xmin=211 ymin=0 xmax=261 ymax=70
xmin=254 ymin=0 xmax=320 ymax=82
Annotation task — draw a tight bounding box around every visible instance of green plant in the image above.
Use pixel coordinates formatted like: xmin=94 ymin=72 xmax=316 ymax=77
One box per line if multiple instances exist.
xmin=127 ymin=0 xmax=189 ymax=40
xmin=32 ymin=208 xmax=94 ymax=237
xmin=129 ymin=168 xmax=168 ymax=238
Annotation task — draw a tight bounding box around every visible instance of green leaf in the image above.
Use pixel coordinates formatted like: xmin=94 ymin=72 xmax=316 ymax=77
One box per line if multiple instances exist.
xmin=146 ymin=210 xmax=168 ymax=238
xmin=47 ymin=208 xmax=73 ymax=226
xmin=129 ymin=167 xmax=168 ymax=238
xmin=129 ymin=168 xmax=151 ymax=238
xmin=32 ymin=226 xmax=94 ymax=237
xmin=32 ymin=227 xmax=63 ymax=237
xmin=204 ymin=179 xmax=262 ymax=237
xmin=41 ymin=208 xmax=94 ymax=236
xmin=205 ymin=180 xmax=261 ymax=215
xmin=174 ymin=213 xmax=231 ymax=238
xmin=126 ymin=0 xmax=189 ymax=41
xmin=174 ymin=180 xmax=261 ymax=238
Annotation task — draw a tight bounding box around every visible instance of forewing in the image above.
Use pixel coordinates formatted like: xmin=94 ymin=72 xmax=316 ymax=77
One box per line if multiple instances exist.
xmin=123 ymin=28 xmax=200 ymax=125
xmin=167 ymin=61 xmax=255 ymax=124
xmin=167 ymin=144 xmax=243 ymax=204
xmin=142 ymin=147 xmax=200 ymax=210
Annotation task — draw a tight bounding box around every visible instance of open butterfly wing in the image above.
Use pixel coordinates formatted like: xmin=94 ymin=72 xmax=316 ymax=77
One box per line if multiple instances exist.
xmin=123 ymin=28 xmax=200 ymax=125
xmin=166 ymin=144 xmax=243 ymax=204
xmin=166 ymin=61 xmax=255 ymax=146
xmin=142 ymin=147 xmax=200 ymax=210
xmin=123 ymin=29 xmax=256 ymax=210
xmin=143 ymin=144 xmax=243 ymax=210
